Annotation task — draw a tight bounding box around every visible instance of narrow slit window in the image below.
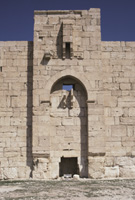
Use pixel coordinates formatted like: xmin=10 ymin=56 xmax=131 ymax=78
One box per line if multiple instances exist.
xmin=39 ymin=36 xmax=43 ymax=41
xmin=66 ymin=42 xmax=70 ymax=59
xmin=62 ymin=84 xmax=74 ymax=91
xmin=0 ymin=66 xmax=2 ymax=72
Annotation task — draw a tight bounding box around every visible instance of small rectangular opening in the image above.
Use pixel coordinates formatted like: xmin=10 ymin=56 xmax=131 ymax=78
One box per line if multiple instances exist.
xmin=66 ymin=42 xmax=70 ymax=59
xmin=62 ymin=84 xmax=74 ymax=91
xmin=39 ymin=36 xmax=43 ymax=41
xmin=0 ymin=66 xmax=2 ymax=72
xmin=59 ymin=157 xmax=79 ymax=177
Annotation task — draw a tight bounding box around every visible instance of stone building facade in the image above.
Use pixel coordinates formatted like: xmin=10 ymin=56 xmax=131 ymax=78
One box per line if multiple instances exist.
xmin=1 ymin=8 xmax=135 ymax=179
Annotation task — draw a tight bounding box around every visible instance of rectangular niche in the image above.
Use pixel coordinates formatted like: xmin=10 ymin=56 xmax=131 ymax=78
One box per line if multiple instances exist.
xmin=65 ymin=42 xmax=70 ymax=59
xmin=59 ymin=157 xmax=79 ymax=177
xmin=62 ymin=23 xmax=73 ymax=59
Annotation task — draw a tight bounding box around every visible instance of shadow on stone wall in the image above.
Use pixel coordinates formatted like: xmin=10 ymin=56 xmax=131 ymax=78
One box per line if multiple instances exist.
xmin=56 ymin=23 xmax=63 ymax=58
xmin=27 ymin=41 xmax=33 ymax=177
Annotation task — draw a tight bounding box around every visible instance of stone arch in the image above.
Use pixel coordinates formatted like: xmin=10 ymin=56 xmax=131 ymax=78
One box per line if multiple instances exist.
xmin=44 ymin=69 xmax=91 ymax=101
xmin=50 ymin=73 xmax=88 ymax=178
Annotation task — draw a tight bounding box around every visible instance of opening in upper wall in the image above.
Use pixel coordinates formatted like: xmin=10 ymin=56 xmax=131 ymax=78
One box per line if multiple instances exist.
xmin=65 ymin=42 xmax=70 ymax=59
xmin=62 ymin=84 xmax=74 ymax=91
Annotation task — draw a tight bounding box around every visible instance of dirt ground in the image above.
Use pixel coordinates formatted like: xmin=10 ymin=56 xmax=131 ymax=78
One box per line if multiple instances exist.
xmin=0 ymin=179 xmax=135 ymax=200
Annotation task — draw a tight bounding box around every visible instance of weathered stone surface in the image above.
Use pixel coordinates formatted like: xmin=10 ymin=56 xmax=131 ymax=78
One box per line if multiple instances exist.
xmin=120 ymin=166 xmax=135 ymax=178
xmin=105 ymin=166 xmax=119 ymax=178
xmin=1 ymin=8 xmax=135 ymax=180
xmin=2 ymin=168 xmax=18 ymax=179
xmin=73 ymin=174 xmax=80 ymax=180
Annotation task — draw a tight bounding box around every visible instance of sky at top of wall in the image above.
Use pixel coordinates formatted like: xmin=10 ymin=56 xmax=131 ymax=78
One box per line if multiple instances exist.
xmin=0 ymin=0 xmax=135 ymax=41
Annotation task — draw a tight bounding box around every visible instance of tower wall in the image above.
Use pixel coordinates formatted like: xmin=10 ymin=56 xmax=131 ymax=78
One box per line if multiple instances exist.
xmin=0 ymin=9 xmax=135 ymax=179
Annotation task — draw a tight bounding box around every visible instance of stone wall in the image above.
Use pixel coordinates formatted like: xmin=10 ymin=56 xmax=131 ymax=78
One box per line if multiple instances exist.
xmin=0 ymin=41 xmax=33 ymax=179
xmin=32 ymin=8 xmax=102 ymax=179
xmin=1 ymin=8 xmax=135 ymax=179
xmin=102 ymin=41 xmax=135 ymax=178
xmin=32 ymin=8 xmax=135 ymax=179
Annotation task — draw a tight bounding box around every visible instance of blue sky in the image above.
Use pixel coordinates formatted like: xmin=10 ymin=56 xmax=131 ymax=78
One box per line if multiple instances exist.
xmin=0 ymin=0 xmax=135 ymax=41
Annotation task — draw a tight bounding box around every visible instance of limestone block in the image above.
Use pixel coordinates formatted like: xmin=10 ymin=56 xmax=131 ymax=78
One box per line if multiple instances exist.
xmin=33 ymin=95 xmax=39 ymax=107
xmin=115 ymin=157 xmax=135 ymax=166
xmin=50 ymin=162 xmax=59 ymax=179
xmin=88 ymin=106 xmax=104 ymax=115
xmin=129 ymin=108 xmax=135 ymax=116
xmin=120 ymin=117 xmax=135 ymax=125
xmin=88 ymin=157 xmax=105 ymax=163
xmin=50 ymin=96 xmax=60 ymax=108
xmin=84 ymin=51 xmax=90 ymax=59
xmin=69 ymin=108 xmax=82 ymax=117
xmin=103 ymin=83 xmax=119 ymax=91
xmin=131 ymin=84 xmax=135 ymax=90
xmin=106 ymin=147 xmax=126 ymax=157
xmin=49 ymin=16 xmax=59 ymax=24
xmin=127 ymin=126 xmax=134 ymax=137
xmin=2 ymin=167 xmax=18 ymax=179
xmin=102 ymin=52 xmax=110 ymax=59
xmin=115 ymin=117 xmax=120 ymax=125
xmin=34 ymin=125 xmax=50 ymax=137
xmin=0 ymin=151 xmax=3 ymax=158
xmin=89 ymin=145 xmax=105 ymax=154
xmin=88 ymin=137 xmax=105 ymax=147
xmin=104 ymin=117 xmax=115 ymax=125
xmin=106 ymin=136 xmax=121 ymax=142
xmin=120 ymin=166 xmax=135 ymax=177
xmin=105 ymin=157 xmax=114 ymax=167
xmin=126 ymin=52 xmax=135 ymax=59
xmin=10 ymin=117 xmax=26 ymax=126
xmin=88 ymin=160 xmax=104 ymax=179
xmin=18 ymin=167 xmax=26 ymax=179
xmin=62 ymin=118 xmax=74 ymax=126
xmin=105 ymin=166 xmax=119 ymax=178
xmin=104 ymin=95 xmax=117 ymax=107
xmin=120 ymin=83 xmax=131 ymax=90
xmin=1 ymin=159 xmax=8 ymax=167
xmin=115 ymin=77 xmax=129 ymax=83
xmin=118 ymin=101 xmax=135 ymax=107
xmin=73 ymin=174 xmax=80 ymax=180
xmin=49 ymin=126 xmax=56 ymax=136
xmin=0 ymin=97 xmax=7 ymax=107
xmin=106 ymin=141 xmax=121 ymax=147
xmin=50 ymin=117 xmax=61 ymax=126
xmin=38 ymin=136 xmax=50 ymax=149
xmin=122 ymin=139 xmax=135 ymax=147
xmin=124 ymin=71 xmax=135 ymax=77
xmin=33 ymin=116 xmax=50 ymax=123
xmin=88 ymin=115 xmax=98 ymax=122
xmin=111 ymin=107 xmax=123 ymax=117
xmin=11 ymin=96 xmax=27 ymax=108
xmin=88 ymin=130 xmax=104 ymax=137
xmin=90 ymin=51 xmax=101 ymax=59
xmin=33 ymin=157 xmax=50 ymax=179
xmin=50 ymin=108 xmax=68 ymax=117
xmin=111 ymin=125 xmax=126 ymax=137
xmin=51 ymin=135 xmax=64 ymax=144
xmin=0 ymin=117 xmax=10 ymax=126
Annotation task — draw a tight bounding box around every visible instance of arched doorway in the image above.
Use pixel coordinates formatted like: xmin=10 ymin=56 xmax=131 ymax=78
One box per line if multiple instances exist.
xmin=50 ymin=76 xmax=88 ymax=178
